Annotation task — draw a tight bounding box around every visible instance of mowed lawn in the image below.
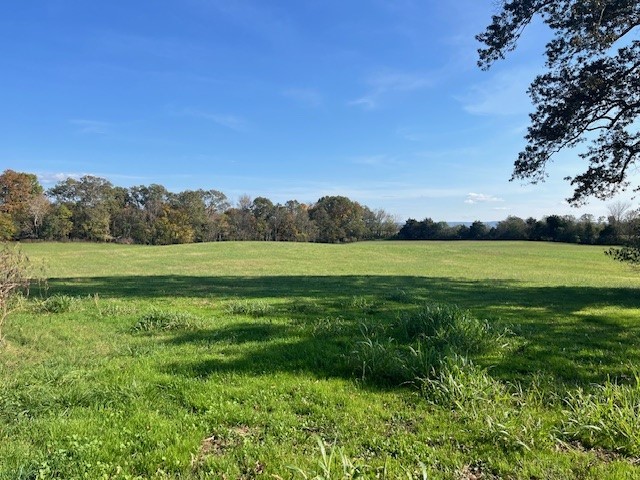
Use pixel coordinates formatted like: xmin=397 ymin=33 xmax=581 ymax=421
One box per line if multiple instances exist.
xmin=2 ymin=241 xmax=640 ymax=479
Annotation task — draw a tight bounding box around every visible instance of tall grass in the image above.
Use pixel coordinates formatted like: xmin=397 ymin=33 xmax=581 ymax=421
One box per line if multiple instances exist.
xmin=561 ymin=370 xmax=640 ymax=456
xmin=132 ymin=309 xmax=200 ymax=332
xmin=350 ymin=304 xmax=510 ymax=386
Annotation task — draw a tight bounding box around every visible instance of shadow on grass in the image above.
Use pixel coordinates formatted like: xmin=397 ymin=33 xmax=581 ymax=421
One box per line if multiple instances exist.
xmin=49 ymin=275 xmax=640 ymax=386
xmin=164 ymin=322 xmax=354 ymax=381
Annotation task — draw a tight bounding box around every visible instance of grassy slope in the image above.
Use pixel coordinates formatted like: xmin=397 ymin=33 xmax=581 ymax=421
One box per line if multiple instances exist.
xmin=1 ymin=241 xmax=639 ymax=479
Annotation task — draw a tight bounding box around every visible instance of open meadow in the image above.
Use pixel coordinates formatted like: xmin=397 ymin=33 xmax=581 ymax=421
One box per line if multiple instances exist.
xmin=1 ymin=241 xmax=640 ymax=479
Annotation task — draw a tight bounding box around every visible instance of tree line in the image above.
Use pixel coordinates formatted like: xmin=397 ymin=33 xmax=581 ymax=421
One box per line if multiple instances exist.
xmin=1 ymin=169 xmax=637 ymax=247
xmin=0 ymin=169 xmax=398 ymax=244
xmin=398 ymin=205 xmax=638 ymax=246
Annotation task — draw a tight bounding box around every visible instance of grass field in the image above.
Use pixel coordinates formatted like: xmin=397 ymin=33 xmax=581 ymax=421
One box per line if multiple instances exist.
xmin=1 ymin=241 xmax=640 ymax=479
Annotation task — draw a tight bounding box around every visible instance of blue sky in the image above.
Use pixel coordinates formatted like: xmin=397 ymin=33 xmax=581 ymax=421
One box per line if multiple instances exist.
xmin=0 ymin=1 xmax=627 ymax=221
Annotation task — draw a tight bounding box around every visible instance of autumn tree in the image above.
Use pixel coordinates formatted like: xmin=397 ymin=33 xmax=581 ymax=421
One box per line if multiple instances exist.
xmin=281 ymin=200 xmax=317 ymax=242
xmin=0 ymin=169 xmax=44 ymax=238
xmin=478 ymin=1 xmax=640 ymax=204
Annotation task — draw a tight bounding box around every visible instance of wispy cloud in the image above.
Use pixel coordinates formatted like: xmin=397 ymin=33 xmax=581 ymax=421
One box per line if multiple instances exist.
xmin=70 ymin=119 xmax=112 ymax=135
xmin=349 ymin=71 xmax=436 ymax=110
xmin=415 ymin=146 xmax=482 ymax=160
xmin=179 ymin=108 xmax=248 ymax=131
xmin=282 ymin=88 xmax=323 ymax=108
xmin=256 ymin=182 xmax=466 ymax=205
xmin=37 ymin=171 xmax=159 ymax=187
xmin=37 ymin=172 xmax=84 ymax=186
xmin=458 ymin=67 xmax=538 ymax=116
xmin=350 ymin=154 xmax=402 ymax=167
xmin=464 ymin=192 xmax=504 ymax=204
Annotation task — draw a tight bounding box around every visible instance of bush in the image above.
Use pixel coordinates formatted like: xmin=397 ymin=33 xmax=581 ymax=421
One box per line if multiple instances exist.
xmin=0 ymin=244 xmax=30 ymax=341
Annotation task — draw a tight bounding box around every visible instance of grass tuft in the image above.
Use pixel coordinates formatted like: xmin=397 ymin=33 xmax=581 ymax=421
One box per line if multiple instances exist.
xmin=350 ymin=304 xmax=510 ymax=386
xmin=286 ymin=437 xmax=428 ymax=480
xmin=131 ymin=309 xmax=200 ymax=332
xmin=225 ymin=299 xmax=273 ymax=317
xmin=396 ymin=303 xmax=507 ymax=355
xmin=32 ymin=294 xmax=78 ymax=314
xmin=560 ymin=370 xmax=640 ymax=456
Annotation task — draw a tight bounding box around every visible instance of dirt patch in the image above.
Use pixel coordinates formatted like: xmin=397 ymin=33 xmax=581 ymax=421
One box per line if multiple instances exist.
xmin=192 ymin=424 xmax=258 ymax=469
xmin=556 ymin=440 xmax=640 ymax=465
xmin=458 ymin=461 xmax=499 ymax=480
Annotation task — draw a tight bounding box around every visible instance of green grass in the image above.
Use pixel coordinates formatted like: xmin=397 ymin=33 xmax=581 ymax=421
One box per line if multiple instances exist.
xmin=1 ymin=241 xmax=639 ymax=479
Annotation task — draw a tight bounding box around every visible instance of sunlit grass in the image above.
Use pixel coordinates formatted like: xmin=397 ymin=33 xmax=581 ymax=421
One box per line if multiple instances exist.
xmin=0 ymin=241 xmax=639 ymax=478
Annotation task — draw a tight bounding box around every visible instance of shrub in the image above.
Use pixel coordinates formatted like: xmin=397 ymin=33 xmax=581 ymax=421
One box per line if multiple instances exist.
xmin=0 ymin=244 xmax=30 ymax=341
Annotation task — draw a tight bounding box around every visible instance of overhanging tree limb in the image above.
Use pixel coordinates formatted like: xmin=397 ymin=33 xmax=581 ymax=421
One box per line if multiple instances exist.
xmin=477 ymin=0 xmax=640 ymax=205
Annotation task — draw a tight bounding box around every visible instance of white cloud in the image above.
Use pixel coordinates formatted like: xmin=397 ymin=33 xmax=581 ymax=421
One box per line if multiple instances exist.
xmin=37 ymin=172 xmax=84 ymax=185
xmin=179 ymin=108 xmax=247 ymax=131
xmin=349 ymin=71 xmax=436 ymax=110
xmin=37 ymin=171 xmax=157 ymax=187
xmin=348 ymin=97 xmax=377 ymax=110
xmin=350 ymin=154 xmax=402 ymax=167
xmin=464 ymin=192 xmax=504 ymax=204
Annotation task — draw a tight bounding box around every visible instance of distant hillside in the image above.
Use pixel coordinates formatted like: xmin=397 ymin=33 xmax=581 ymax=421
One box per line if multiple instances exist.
xmin=447 ymin=221 xmax=500 ymax=228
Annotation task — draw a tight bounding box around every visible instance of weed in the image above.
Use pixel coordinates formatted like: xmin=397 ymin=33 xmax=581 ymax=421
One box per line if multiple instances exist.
xmin=131 ymin=309 xmax=200 ymax=332
xmin=36 ymin=294 xmax=77 ymax=314
xmin=396 ymin=303 xmax=507 ymax=355
xmin=350 ymin=304 xmax=510 ymax=386
xmin=347 ymin=296 xmax=378 ymax=314
xmin=286 ymin=437 xmax=428 ymax=480
xmin=311 ymin=316 xmax=348 ymax=337
xmin=287 ymin=437 xmax=372 ymax=479
xmin=225 ymin=299 xmax=273 ymax=317
xmin=351 ymin=335 xmax=410 ymax=384
xmin=560 ymin=370 xmax=640 ymax=456
xmin=418 ymin=355 xmax=505 ymax=407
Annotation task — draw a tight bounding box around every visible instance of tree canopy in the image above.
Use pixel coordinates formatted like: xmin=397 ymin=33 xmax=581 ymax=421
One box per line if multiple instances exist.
xmin=477 ymin=0 xmax=640 ymax=205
